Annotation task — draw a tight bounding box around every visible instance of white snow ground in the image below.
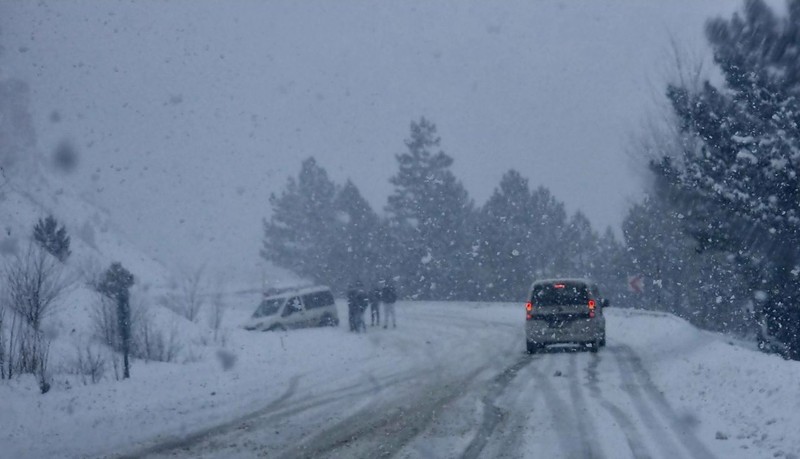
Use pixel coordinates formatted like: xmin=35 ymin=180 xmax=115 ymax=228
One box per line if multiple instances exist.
xmin=1 ymin=299 xmax=798 ymax=459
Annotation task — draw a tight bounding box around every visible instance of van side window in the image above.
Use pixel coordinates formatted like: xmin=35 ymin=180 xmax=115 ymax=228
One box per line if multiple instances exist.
xmin=303 ymin=290 xmax=335 ymax=310
xmin=253 ymin=298 xmax=283 ymax=318
xmin=282 ymin=296 xmax=302 ymax=317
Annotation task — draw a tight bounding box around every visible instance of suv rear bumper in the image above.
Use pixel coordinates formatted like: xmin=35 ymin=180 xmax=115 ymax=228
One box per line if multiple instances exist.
xmin=525 ymin=316 xmax=605 ymax=344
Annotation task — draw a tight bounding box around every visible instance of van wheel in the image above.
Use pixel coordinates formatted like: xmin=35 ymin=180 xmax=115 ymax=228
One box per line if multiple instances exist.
xmin=319 ymin=314 xmax=337 ymax=327
xmin=526 ymin=341 xmax=541 ymax=354
xmin=268 ymin=324 xmax=286 ymax=332
xmin=590 ymin=340 xmax=600 ymax=353
xmin=600 ymin=333 xmax=606 ymax=347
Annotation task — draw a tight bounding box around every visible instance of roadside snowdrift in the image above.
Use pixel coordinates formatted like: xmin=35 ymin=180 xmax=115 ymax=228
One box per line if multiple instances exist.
xmin=611 ymin=309 xmax=800 ymax=458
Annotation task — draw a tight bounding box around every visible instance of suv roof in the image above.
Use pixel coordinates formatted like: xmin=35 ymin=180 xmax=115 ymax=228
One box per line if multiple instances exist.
xmin=532 ymin=278 xmax=596 ymax=287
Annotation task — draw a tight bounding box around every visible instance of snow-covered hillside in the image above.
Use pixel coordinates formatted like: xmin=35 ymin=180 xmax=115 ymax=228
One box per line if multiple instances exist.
xmin=0 ymin=165 xmax=299 ymax=401
xmin=1 ymin=167 xmax=201 ymax=371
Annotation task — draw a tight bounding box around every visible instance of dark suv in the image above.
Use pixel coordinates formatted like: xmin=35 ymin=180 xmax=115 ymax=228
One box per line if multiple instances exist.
xmin=524 ymin=278 xmax=607 ymax=353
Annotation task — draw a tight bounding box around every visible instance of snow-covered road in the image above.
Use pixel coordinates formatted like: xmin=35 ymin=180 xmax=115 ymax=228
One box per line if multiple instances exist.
xmin=123 ymin=303 xmax=797 ymax=459
xmin=3 ymin=300 xmax=798 ymax=458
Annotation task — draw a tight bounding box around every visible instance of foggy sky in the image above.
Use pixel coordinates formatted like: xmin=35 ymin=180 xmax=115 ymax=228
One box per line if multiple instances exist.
xmin=1 ymin=0 xmax=759 ymax=281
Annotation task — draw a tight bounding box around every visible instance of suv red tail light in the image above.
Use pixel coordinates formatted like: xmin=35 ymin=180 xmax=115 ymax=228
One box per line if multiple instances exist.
xmin=526 ymin=302 xmax=533 ymax=320
xmin=588 ymin=299 xmax=596 ymax=318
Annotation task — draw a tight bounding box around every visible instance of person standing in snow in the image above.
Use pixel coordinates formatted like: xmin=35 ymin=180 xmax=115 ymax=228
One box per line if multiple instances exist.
xmin=368 ymin=286 xmax=381 ymax=326
xmin=381 ymin=280 xmax=397 ymax=329
xmin=346 ymin=281 xmax=360 ymax=332
xmin=347 ymin=280 xmax=368 ymax=333
xmin=356 ymin=285 xmax=369 ymax=332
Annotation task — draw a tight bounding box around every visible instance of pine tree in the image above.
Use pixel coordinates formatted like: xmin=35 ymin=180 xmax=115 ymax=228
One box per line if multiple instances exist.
xmin=385 ymin=118 xmax=475 ymax=299
xmin=262 ymin=157 xmax=340 ymax=285
xmin=330 ymin=180 xmax=382 ymax=291
xmin=622 ymin=195 xmax=752 ymax=332
xmin=97 ymin=262 xmax=134 ymax=379
xmin=477 ymin=171 xmax=567 ymax=300
xmin=622 ymin=196 xmax=691 ymax=315
xmin=33 ymin=215 xmax=71 ymax=262
xmin=653 ymin=0 xmax=800 ymax=355
xmin=592 ymin=227 xmax=626 ymax=305
xmin=561 ymin=211 xmax=599 ymax=277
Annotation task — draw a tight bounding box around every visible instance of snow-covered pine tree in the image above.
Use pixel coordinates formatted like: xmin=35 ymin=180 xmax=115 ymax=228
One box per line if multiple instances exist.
xmin=385 ymin=118 xmax=475 ymax=300
xmin=561 ymin=211 xmax=600 ymax=278
xmin=330 ymin=179 xmax=382 ymax=292
xmin=653 ymin=0 xmax=800 ymax=356
xmin=96 ymin=262 xmax=134 ymax=379
xmin=33 ymin=215 xmax=71 ymax=262
xmin=477 ymin=171 xmax=567 ymax=301
xmin=261 ymin=157 xmax=340 ymax=285
xmin=591 ymin=226 xmax=626 ymax=305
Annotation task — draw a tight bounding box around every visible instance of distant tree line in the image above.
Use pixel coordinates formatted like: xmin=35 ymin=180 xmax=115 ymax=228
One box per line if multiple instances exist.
xmin=263 ymin=0 xmax=800 ymax=361
xmin=262 ymin=117 xmax=626 ymax=303
xmin=622 ymin=0 xmax=800 ymax=358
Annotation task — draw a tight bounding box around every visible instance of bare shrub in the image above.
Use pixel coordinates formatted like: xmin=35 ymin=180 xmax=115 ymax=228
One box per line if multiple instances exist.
xmin=36 ymin=334 xmax=51 ymax=394
xmin=1 ymin=245 xmax=64 ymax=387
xmin=135 ymin=311 xmax=181 ymax=363
xmin=91 ymin=293 xmax=181 ymax=364
xmin=0 ymin=300 xmax=8 ymax=379
xmin=0 ymin=306 xmax=21 ymax=379
xmin=161 ymin=266 xmax=205 ymax=323
xmin=90 ymin=294 xmax=118 ymax=351
xmin=208 ymin=290 xmax=227 ymax=344
xmin=67 ymin=342 xmax=106 ymax=385
xmin=4 ymin=243 xmax=69 ymax=332
xmin=3 ymin=318 xmax=53 ymax=392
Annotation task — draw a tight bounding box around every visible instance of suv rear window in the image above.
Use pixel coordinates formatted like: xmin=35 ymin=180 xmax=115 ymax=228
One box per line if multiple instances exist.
xmin=253 ymin=298 xmax=283 ymax=318
xmin=303 ymin=290 xmax=335 ymax=310
xmin=532 ymin=282 xmax=590 ymax=306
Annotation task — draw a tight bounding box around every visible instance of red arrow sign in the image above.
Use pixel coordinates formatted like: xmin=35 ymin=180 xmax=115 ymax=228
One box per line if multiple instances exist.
xmin=628 ymin=275 xmax=644 ymax=293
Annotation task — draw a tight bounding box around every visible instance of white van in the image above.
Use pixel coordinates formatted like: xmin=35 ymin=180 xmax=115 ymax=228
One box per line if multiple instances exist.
xmin=244 ymin=286 xmax=339 ymax=332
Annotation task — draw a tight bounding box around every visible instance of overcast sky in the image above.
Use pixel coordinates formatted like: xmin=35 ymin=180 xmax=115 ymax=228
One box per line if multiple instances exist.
xmin=1 ymin=0 xmax=766 ymax=281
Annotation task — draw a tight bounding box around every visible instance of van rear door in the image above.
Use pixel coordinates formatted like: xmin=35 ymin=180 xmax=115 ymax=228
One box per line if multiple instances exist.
xmin=530 ymin=282 xmax=592 ymax=325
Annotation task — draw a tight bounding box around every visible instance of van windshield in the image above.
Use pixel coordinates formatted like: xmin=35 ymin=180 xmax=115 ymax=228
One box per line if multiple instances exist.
xmin=532 ymin=282 xmax=590 ymax=306
xmin=253 ymin=298 xmax=283 ymax=318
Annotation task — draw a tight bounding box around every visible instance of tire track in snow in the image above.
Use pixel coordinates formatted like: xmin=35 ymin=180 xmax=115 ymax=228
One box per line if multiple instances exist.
xmin=527 ymin=355 xmax=597 ymax=458
xmin=121 ymin=373 xmax=302 ymax=459
xmin=585 ymin=351 xmax=653 ymax=459
xmin=567 ymin=353 xmax=605 ymax=459
xmin=461 ymin=354 xmax=538 ymax=459
xmin=130 ymin=369 xmax=420 ymax=458
xmin=616 ymin=344 xmax=716 ymax=459
xmin=278 ymin=365 xmax=489 ymax=459
xmin=610 ymin=345 xmax=685 ymax=459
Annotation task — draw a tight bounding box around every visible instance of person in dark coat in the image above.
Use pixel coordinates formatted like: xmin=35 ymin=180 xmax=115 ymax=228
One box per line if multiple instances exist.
xmin=368 ymin=286 xmax=381 ymax=326
xmin=347 ymin=280 xmax=368 ymax=333
xmin=346 ymin=281 xmax=361 ymax=332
